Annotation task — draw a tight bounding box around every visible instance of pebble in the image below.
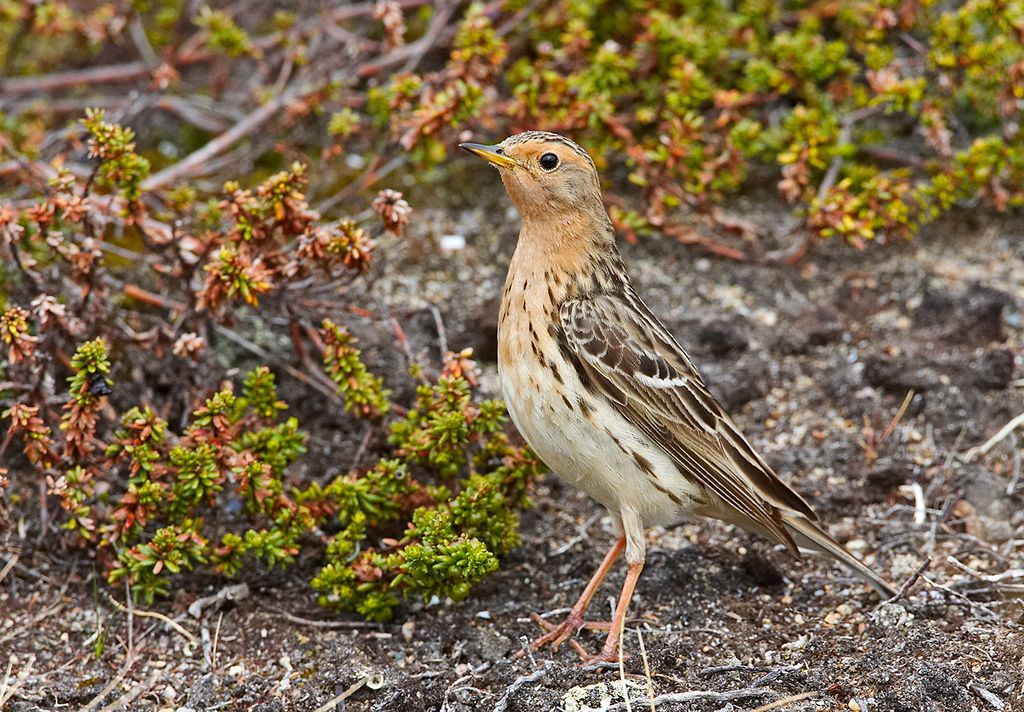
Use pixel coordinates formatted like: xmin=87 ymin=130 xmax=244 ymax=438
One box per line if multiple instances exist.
xmin=440 ymin=234 xmax=466 ymax=251
xmin=846 ymin=538 xmax=867 ymax=555
xmin=781 ymin=634 xmax=809 ymax=651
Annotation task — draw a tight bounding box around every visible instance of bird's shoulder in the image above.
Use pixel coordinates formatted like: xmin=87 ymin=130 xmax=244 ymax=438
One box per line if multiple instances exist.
xmin=557 ymin=286 xmax=818 ymax=523
xmin=558 ymin=286 xmax=704 ymax=390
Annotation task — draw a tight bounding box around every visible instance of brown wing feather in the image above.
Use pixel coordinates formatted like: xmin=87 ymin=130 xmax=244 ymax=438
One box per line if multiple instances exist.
xmin=559 ymin=292 xmax=818 ymax=550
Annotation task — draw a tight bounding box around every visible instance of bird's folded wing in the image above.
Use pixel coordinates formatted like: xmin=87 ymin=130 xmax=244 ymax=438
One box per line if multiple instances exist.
xmin=559 ymin=293 xmax=817 ymax=547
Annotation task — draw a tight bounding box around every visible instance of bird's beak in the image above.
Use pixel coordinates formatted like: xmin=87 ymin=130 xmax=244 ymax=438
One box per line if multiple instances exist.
xmin=459 ymin=142 xmax=518 ymax=169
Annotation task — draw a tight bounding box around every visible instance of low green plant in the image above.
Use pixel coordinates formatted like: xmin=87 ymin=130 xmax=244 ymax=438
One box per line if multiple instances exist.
xmin=312 ymin=353 xmax=540 ymax=621
xmin=379 ymin=0 xmax=1024 ymax=249
xmin=6 ymin=333 xmax=539 ymax=613
xmin=0 ymin=106 xmax=540 ymax=617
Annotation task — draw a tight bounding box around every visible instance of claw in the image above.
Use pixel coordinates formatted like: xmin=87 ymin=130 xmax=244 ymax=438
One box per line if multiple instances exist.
xmin=583 ymin=647 xmax=627 ymax=665
xmin=529 ymin=611 xmax=585 ymax=652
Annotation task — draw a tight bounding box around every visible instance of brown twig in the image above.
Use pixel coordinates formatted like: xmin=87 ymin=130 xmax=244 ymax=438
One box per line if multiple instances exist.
xmin=213 ymin=325 xmax=342 ymax=403
xmin=122 ymin=283 xmax=186 ymax=312
xmin=920 ymin=574 xmax=1011 ymax=624
xmin=883 ymin=557 xmax=931 ymax=603
xmin=1 ymin=61 xmax=153 ymax=95
xmin=878 ymin=389 xmax=916 ymax=446
xmin=390 ymin=317 xmax=430 ymax=384
xmin=142 ymin=94 xmax=294 ymax=191
xmin=661 ymin=223 xmax=747 ymax=261
xmin=429 ymin=306 xmax=449 ymax=362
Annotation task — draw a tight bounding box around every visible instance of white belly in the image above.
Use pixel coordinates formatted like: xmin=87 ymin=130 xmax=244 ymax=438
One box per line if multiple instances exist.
xmin=498 ymin=347 xmax=701 ymax=531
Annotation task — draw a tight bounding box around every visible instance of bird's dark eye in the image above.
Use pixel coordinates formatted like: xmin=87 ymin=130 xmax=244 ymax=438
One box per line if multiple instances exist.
xmin=539 ymin=152 xmax=559 ymax=170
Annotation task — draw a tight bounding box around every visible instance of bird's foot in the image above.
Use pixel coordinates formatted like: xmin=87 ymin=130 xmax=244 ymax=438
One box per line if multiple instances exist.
xmin=582 ymin=646 xmax=627 ymax=666
xmin=528 ymin=611 xmax=585 ymax=652
xmin=526 ymin=612 xmax=619 ymax=662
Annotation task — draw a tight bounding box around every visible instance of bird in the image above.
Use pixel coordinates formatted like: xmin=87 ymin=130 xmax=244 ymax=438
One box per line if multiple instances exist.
xmin=460 ymin=131 xmax=895 ymax=664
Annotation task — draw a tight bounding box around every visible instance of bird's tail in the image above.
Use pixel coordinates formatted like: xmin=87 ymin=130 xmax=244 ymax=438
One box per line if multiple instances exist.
xmin=782 ymin=513 xmax=896 ymax=598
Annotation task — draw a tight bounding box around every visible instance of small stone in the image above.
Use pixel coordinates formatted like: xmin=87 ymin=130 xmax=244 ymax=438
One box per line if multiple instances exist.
xmin=401 ymin=621 xmax=415 ymax=642
xmin=781 ymin=634 xmax=809 ymax=651
xmin=440 ymin=234 xmax=466 ymax=251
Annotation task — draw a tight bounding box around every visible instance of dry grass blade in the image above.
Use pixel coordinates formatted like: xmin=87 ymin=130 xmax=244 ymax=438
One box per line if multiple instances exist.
xmin=257 ymin=602 xmax=386 ymax=630
xmin=963 ymin=411 xmax=1024 ymax=461
xmin=879 ymin=389 xmax=915 ymax=446
xmin=636 ymin=629 xmax=655 ymax=712
xmin=0 ymin=654 xmax=34 ymax=708
xmin=312 ymin=672 xmax=386 ymax=712
xmin=82 ymin=655 xmax=136 ymax=712
xmin=0 ymin=655 xmax=16 ymax=707
xmin=0 ymin=554 xmax=18 ymax=586
xmin=106 ymin=592 xmax=196 ymax=643
xmin=97 ymin=670 xmax=160 ymax=712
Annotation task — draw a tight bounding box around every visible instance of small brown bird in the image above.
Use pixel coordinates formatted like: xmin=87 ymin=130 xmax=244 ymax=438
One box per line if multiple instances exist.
xmin=461 ymin=131 xmax=894 ymax=664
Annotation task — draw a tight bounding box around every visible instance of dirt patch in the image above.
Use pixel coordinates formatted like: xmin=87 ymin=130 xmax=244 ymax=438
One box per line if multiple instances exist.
xmin=2 ymin=193 xmax=1023 ymax=711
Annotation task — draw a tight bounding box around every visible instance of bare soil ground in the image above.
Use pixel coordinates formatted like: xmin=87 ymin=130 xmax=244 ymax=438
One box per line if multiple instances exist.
xmin=2 ymin=187 xmax=1023 ymax=711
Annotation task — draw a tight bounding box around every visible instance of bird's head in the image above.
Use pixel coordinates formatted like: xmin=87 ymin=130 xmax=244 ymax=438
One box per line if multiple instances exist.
xmin=460 ymin=132 xmax=606 ymax=223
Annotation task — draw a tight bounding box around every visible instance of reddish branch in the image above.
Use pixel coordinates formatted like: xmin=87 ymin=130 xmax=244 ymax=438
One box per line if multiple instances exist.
xmin=1 ymin=0 xmax=431 ymax=97
xmin=141 ymin=95 xmax=291 ymax=191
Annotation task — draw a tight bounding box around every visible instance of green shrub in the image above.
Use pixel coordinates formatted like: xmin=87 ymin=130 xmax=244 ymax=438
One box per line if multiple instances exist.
xmin=384 ymin=0 xmax=1024 ymax=247
xmin=0 ymin=108 xmax=541 ymax=617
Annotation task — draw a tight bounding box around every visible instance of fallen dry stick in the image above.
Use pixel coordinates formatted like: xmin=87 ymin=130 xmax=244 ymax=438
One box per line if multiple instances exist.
xmin=963 ymin=411 xmax=1024 ymax=461
xmin=106 ymin=592 xmax=196 ymax=643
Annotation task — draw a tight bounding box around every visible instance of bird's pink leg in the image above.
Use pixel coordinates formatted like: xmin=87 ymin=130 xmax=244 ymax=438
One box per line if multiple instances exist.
xmin=585 ymin=559 xmax=644 ymax=664
xmin=530 ymin=536 xmax=625 ymax=652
